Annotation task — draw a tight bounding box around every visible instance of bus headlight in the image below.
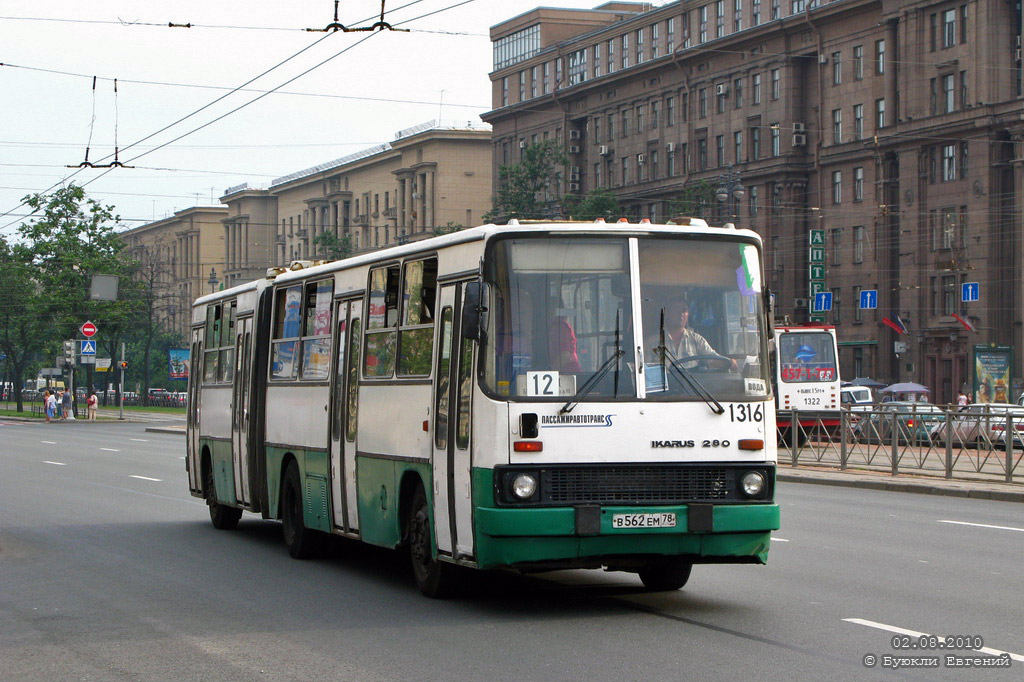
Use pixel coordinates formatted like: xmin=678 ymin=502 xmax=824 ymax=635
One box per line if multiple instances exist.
xmin=740 ymin=471 xmax=766 ymax=498
xmin=510 ymin=473 xmax=538 ymax=499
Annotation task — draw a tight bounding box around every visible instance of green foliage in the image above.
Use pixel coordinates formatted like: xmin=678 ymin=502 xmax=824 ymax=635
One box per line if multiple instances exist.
xmin=565 ymin=188 xmax=621 ymax=221
xmin=0 ymin=239 xmax=52 ymax=410
xmin=434 ymin=221 xmax=463 ymax=236
xmin=313 ymin=229 xmax=353 ymax=260
xmin=668 ymin=180 xmax=718 ymax=220
xmin=485 ymin=141 xmax=569 ymax=222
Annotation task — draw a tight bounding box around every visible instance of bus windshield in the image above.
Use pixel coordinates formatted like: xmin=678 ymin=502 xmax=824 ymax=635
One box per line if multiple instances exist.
xmin=777 ymin=332 xmax=837 ymax=383
xmin=483 ymin=235 xmax=770 ymax=402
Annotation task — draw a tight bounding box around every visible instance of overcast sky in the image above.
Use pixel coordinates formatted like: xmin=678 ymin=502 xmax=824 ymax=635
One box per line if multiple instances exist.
xmin=1 ymin=0 xmax=604 ymax=235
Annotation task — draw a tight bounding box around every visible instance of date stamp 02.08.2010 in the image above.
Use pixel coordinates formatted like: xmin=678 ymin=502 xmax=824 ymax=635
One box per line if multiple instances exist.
xmin=862 ymin=635 xmax=1013 ymax=670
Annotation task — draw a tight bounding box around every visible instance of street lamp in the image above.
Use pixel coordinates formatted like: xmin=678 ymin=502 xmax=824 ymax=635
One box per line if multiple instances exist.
xmin=715 ymin=164 xmax=745 ymax=221
xmin=208 ymin=268 xmax=218 ymax=293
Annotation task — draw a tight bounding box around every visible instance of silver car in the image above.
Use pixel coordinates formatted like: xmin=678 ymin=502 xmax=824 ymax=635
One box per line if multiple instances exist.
xmin=934 ymin=403 xmax=1024 ymax=449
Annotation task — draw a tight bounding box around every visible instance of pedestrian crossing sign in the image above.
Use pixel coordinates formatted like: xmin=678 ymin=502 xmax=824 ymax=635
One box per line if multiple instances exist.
xmin=80 ymin=340 xmax=97 ymax=356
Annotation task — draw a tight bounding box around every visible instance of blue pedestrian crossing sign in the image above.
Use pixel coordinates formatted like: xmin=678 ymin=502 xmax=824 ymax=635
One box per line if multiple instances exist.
xmin=859 ymin=289 xmax=878 ymax=310
xmin=962 ymin=282 xmax=979 ymax=303
xmin=813 ymin=292 xmax=833 ymax=312
xmin=80 ymin=340 xmax=97 ymax=356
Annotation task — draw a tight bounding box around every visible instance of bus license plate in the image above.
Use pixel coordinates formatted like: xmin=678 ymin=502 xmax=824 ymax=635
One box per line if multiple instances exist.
xmin=611 ymin=512 xmax=676 ymax=529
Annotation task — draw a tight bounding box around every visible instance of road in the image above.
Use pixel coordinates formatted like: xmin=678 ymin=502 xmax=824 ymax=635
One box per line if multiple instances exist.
xmin=1 ymin=419 xmax=1022 ymax=680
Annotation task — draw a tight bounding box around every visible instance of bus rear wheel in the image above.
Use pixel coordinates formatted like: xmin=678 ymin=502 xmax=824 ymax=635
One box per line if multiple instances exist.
xmin=281 ymin=461 xmax=322 ymax=559
xmin=206 ymin=465 xmax=242 ymax=530
xmin=407 ymin=486 xmax=457 ymax=598
xmin=638 ymin=557 xmax=693 ymax=591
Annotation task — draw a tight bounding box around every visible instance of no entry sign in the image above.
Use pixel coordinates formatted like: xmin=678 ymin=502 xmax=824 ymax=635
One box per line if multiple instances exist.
xmin=80 ymin=321 xmax=98 ymax=338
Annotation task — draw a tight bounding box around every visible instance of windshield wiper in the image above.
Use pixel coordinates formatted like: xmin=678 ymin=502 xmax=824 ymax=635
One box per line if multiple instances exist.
xmin=560 ymin=309 xmax=622 ymax=414
xmin=656 ymin=309 xmax=724 ymax=415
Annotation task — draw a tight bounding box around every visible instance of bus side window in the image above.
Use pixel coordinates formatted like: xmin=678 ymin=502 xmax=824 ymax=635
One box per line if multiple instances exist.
xmin=271 ymin=285 xmax=302 ymax=380
xmin=456 ymin=335 xmax=473 ymax=450
xmin=364 ymin=265 xmax=400 ymax=377
xmin=434 ymin=306 xmax=454 ymax=449
xmin=204 ymin=304 xmax=220 ymax=382
xmin=398 ymin=258 xmax=437 ymax=376
xmin=300 ymin=279 xmax=333 ymax=380
xmin=219 ymin=301 xmax=236 ymax=383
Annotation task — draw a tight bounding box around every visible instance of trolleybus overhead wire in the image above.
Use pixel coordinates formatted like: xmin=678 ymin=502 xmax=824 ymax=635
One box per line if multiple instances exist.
xmin=306 ymin=0 xmax=409 ymax=33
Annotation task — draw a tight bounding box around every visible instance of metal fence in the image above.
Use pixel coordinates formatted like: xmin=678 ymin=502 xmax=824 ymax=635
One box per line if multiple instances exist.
xmin=778 ymin=406 xmax=1024 ymax=484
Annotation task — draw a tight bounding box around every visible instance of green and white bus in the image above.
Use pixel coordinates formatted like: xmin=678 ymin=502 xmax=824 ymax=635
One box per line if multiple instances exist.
xmin=186 ymin=219 xmax=779 ymax=597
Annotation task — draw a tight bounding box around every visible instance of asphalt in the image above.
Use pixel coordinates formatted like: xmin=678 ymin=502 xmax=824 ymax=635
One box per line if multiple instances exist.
xmin=140 ymin=422 xmax=1024 ymax=504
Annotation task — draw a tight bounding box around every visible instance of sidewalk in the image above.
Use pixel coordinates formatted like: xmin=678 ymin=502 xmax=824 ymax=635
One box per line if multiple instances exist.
xmin=778 ymin=464 xmax=1024 ymax=503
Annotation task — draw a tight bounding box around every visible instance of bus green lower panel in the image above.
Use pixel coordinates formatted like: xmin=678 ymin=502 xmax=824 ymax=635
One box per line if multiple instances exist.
xmin=200 ymin=439 xmax=236 ymax=507
xmin=473 ymin=504 xmax=779 ymax=570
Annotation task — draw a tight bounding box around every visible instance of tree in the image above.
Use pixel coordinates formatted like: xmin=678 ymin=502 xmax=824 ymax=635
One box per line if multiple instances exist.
xmin=0 ymin=240 xmax=51 ymax=411
xmin=668 ymin=180 xmax=718 ymax=221
xmin=565 ymin=188 xmax=621 ymax=221
xmin=485 ymin=141 xmax=568 ymax=222
xmin=313 ymin=230 xmax=353 ymax=261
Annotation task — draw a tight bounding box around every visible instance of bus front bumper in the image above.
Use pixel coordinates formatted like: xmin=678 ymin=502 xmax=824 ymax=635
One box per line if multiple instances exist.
xmin=473 ymin=503 xmax=780 ymax=570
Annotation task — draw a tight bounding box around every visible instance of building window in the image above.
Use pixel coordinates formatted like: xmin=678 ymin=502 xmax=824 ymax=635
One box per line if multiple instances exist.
xmin=853 ymin=45 xmax=863 ymax=80
xmin=607 ymin=113 xmax=615 ymax=139
xmin=667 ymin=17 xmax=675 ymax=52
xmin=716 ymin=134 xmax=725 ymax=167
xmin=621 ymin=33 xmax=630 ymax=69
xmin=651 ymin=149 xmax=659 ymax=179
xmin=501 ymin=76 xmax=509 ymax=106
xmin=716 ymin=85 xmax=727 ymax=113
xmin=518 ymin=70 xmax=526 ymax=101
xmin=941 ymin=274 xmax=956 ymax=315
xmin=752 ymin=0 xmax=762 ymax=26
xmin=853 ymin=103 xmax=863 ymax=140
xmin=853 ymin=225 xmax=865 ymax=263
xmin=959 ymin=70 xmax=968 ymax=109
xmin=543 ymin=62 xmax=551 ymax=93
xmin=942 ymin=143 xmax=957 ymax=181
xmin=651 ymin=100 xmax=660 ymax=128
xmin=622 ymin=156 xmax=630 ymax=185
xmin=792 ymin=0 xmax=806 ymax=12
xmin=621 ymin=109 xmax=630 ymax=137
xmin=832 ymin=170 xmax=842 ymax=204
xmin=832 ymin=108 xmax=842 ymax=144
xmin=854 ymin=285 xmax=863 ymax=322
xmin=831 ymin=228 xmax=841 ymax=265
xmin=942 ymin=9 xmax=956 ymax=48
xmin=771 ymin=0 xmax=780 ymax=21
xmin=832 ymin=51 xmax=842 ymax=85
xmin=607 ymin=38 xmax=616 ymax=73
xmin=751 ymin=126 xmax=761 ymax=159
xmin=875 ymin=39 xmax=885 ymax=75
xmin=770 ymin=124 xmax=780 ymax=157
xmin=770 ymin=68 xmax=780 ymax=99
xmin=734 ymin=131 xmax=743 ymax=163
xmin=699 ymin=88 xmax=708 ymax=118
xmin=716 ymin=0 xmax=725 ymax=38
xmin=734 ymin=0 xmax=743 ymax=32
xmin=830 ymin=287 xmax=841 ymax=324
xmin=750 ymin=184 xmax=759 ymax=217
xmin=734 ymin=78 xmax=743 ymax=108
xmin=960 ymin=142 xmax=968 ymax=179
xmin=853 ymin=166 xmax=864 ymax=201
xmin=593 ymin=44 xmax=602 ymax=78
xmin=636 ymin=104 xmax=644 ymax=132
xmin=698 ymin=138 xmax=708 ymax=169
xmin=667 ymin=146 xmax=676 ymax=177
xmin=942 ymin=73 xmax=955 ymax=113
xmin=752 ymin=73 xmax=762 ymax=104
xmin=875 ymin=98 xmax=886 ymax=129
xmin=666 ymin=96 xmax=675 ymax=126
xmin=493 ymin=24 xmax=541 ymax=70
xmin=636 ymin=28 xmax=645 ymax=64
xmin=699 ymin=5 xmax=708 ymax=43
xmin=652 ymin=23 xmax=660 ymax=58
xmin=960 ymin=4 xmax=968 ymax=43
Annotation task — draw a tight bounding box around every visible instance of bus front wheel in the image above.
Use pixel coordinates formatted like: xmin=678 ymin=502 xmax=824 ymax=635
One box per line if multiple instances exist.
xmin=638 ymin=557 xmax=693 ymax=591
xmin=281 ymin=462 xmax=322 ymax=559
xmin=206 ymin=465 xmax=242 ymax=530
xmin=407 ymin=486 xmax=457 ymax=598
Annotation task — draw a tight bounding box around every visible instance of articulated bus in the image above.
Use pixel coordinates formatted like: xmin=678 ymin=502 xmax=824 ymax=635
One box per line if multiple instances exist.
xmin=186 ymin=219 xmax=779 ymax=597
xmin=773 ymin=325 xmax=841 ymax=442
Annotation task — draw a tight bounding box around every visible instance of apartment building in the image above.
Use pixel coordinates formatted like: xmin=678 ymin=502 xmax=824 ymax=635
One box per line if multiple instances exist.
xmin=483 ymin=0 xmax=1024 ymax=402
xmin=118 ymin=206 xmax=229 ymax=338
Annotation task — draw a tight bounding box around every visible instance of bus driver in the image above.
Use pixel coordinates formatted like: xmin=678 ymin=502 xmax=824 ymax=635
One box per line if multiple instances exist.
xmin=647 ymin=299 xmax=737 ymax=371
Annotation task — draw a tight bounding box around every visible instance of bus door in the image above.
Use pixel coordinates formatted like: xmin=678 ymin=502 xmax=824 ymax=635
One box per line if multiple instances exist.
xmin=329 ymin=298 xmax=361 ymax=533
xmin=231 ymin=315 xmax=252 ymax=506
xmin=186 ymin=326 xmax=203 ymax=493
xmin=431 ymin=283 xmax=475 ymax=559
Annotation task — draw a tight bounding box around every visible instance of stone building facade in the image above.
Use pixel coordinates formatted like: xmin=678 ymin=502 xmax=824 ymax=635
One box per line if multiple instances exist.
xmin=483 ymin=0 xmax=1024 ymax=402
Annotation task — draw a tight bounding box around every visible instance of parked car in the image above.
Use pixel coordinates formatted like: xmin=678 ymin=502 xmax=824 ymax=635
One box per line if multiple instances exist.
xmin=851 ymin=402 xmax=946 ymax=445
xmin=935 ymin=403 xmax=1024 ymax=449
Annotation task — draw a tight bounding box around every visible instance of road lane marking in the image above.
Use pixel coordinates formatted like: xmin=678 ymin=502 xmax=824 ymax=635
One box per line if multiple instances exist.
xmin=43 ymin=461 xmax=67 ymax=466
xmin=843 ymin=618 xmax=1024 ymax=662
xmin=100 ymin=448 xmax=120 ymax=452
xmin=938 ymin=520 xmax=1024 ymax=533
xmin=130 ymin=438 xmax=149 ymax=442
xmin=129 ymin=475 xmax=162 ymax=482
xmin=41 ymin=441 xmax=57 ymax=445
xmin=771 ymin=537 xmax=789 ymax=542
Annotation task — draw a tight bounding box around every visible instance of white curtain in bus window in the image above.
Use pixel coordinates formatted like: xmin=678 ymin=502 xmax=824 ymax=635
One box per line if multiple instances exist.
xmin=301 ymin=280 xmax=333 ymax=380
xmin=271 ymin=285 xmax=302 ymax=380
xmin=398 ymin=259 xmax=437 ymax=376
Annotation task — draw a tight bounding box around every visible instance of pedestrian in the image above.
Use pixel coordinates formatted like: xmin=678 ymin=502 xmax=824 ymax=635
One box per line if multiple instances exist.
xmin=44 ymin=390 xmax=54 ymax=423
xmin=61 ymin=389 xmax=73 ymax=420
xmin=87 ymin=391 xmax=98 ymax=421
xmin=957 ymin=390 xmax=969 ymax=408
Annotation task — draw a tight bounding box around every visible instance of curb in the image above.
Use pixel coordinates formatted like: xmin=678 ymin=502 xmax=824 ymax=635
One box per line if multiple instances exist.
xmin=777 ymin=470 xmax=1024 ymax=503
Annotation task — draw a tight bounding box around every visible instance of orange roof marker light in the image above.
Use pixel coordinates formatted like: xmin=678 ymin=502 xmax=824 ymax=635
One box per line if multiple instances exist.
xmin=617 ymin=217 xmax=629 ymax=223
xmin=593 ymin=217 xmax=606 ymax=223
xmin=639 ymin=218 xmax=651 ymax=224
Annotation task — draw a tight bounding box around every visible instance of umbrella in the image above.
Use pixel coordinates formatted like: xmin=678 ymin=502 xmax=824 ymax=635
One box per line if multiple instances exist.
xmin=849 ymin=377 xmax=886 ymax=388
xmin=879 ymin=382 xmax=930 ymax=393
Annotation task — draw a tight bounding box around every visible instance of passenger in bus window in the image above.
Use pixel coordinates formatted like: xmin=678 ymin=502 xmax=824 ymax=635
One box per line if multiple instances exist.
xmin=647 ymin=299 xmax=736 ymax=371
xmin=547 ymin=297 xmax=582 ymax=372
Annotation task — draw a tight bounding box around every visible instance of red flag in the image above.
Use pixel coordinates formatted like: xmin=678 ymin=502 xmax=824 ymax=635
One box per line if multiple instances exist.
xmin=951 ymin=312 xmax=976 ymax=332
xmin=881 ymin=317 xmax=906 ymax=335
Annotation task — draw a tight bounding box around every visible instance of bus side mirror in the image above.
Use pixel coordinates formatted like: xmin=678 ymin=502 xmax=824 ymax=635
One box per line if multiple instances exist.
xmin=461 ymin=281 xmax=489 ymax=341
